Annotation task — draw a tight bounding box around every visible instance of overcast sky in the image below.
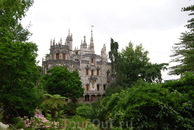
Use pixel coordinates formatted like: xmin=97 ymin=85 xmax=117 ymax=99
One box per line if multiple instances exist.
xmin=22 ymin=0 xmax=193 ymax=80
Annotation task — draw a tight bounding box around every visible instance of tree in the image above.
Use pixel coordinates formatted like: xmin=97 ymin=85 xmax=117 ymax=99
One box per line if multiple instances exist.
xmin=108 ymin=38 xmax=126 ymax=87
xmin=41 ymin=94 xmax=67 ymax=121
xmin=42 ymin=66 xmax=84 ymax=100
xmin=120 ymin=42 xmax=168 ymax=86
xmin=169 ymin=5 xmax=194 ymax=75
xmin=0 ymin=41 xmax=43 ymax=121
xmin=109 ymin=38 xmax=119 ymax=75
xmin=76 ymin=104 xmax=95 ymax=120
xmin=0 ymin=0 xmax=33 ymax=42
xmin=141 ymin=63 xmax=168 ymax=83
xmin=0 ymin=0 xmax=43 ymax=122
xmin=96 ymin=82 xmax=194 ymax=129
xmin=162 ymin=72 xmax=194 ymax=103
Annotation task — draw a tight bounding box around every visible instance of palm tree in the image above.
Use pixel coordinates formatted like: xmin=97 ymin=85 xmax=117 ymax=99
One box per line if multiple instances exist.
xmin=41 ymin=94 xmax=67 ymax=120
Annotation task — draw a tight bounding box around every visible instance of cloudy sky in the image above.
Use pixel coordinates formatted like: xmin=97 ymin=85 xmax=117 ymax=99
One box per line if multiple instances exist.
xmin=22 ymin=0 xmax=193 ymax=80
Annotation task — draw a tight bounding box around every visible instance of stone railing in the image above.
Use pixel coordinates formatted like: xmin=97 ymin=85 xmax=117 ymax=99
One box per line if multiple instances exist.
xmin=84 ymin=90 xmax=105 ymax=95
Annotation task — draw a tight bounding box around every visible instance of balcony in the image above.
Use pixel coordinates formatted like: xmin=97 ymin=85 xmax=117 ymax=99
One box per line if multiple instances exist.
xmin=88 ymin=75 xmax=98 ymax=80
xmin=84 ymin=90 xmax=105 ymax=95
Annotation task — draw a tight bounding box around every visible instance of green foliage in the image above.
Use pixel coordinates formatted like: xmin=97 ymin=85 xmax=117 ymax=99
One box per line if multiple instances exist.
xmin=42 ymin=66 xmax=84 ymax=100
xmin=91 ymin=97 xmax=111 ymax=127
xmin=41 ymin=94 xmax=67 ymax=121
xmin=162 ymin=72 xmax=194 ymax=102
xmin=182 ymin=5 xmax=194 ymax=31
xmin=0 ymin=41 xmax=43 ymax=121
xmin=64 ymin=102 xmax=80 ymax=116
xmin=169 ymin=32 xmax=194 ymax=75
xmin=96 ymin=82 xmax=194 ymax=129
xmin=120 ymin=41 xmax=168 ymax=86
xmin=169 ymin=4 xmax=194 ymax=75
xmin=109 ymin=38 xmax=126 ymax=87
xmin=0 ymin=0 xmax=34 ymax=42
xmin=106 ymin=85 xmax=123 ymax=96
xmin=76 ymin=105 xmax=95 ymax=120
xmin=141 ymin=63 xmax=168 ymax=83
xmin=0 ymin=0 xmax=43 ymax=123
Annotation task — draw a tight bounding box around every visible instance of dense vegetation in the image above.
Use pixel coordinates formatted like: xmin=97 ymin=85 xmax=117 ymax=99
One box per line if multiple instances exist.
xmin=0 ymin=0 xmax=194 ymax=130
xmin=41 ymin=66 xmax=84 ymax=101
xmin=0 ymin=0 xmax=42 ymax=123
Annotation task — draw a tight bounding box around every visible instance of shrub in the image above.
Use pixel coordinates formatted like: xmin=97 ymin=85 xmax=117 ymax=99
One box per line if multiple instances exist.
xmin=76 ymin=105 xmax=95 ymax=120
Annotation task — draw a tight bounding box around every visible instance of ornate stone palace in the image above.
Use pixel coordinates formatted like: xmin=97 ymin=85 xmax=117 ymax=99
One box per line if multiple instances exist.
xmin=42 ymin=28 xmax=111 ymax=103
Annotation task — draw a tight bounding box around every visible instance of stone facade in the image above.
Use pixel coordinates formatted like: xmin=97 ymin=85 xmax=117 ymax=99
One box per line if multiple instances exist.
xmin=42 ymin=29 xmax=111 ymax=103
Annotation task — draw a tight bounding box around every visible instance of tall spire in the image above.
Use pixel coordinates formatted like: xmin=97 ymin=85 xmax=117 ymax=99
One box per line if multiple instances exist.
xmin=50 ymin=39 xmax=52 ymax=46
xmin=60 ymin=37 xmax=62 ymax=45
xmin=90 ymin=25 xmax=94 ymax=53
xmin=53 ymin=38 xmax=55 ymax=45
xmin=81 ymin=35 xmax=87 ymax=49
xmin=90 ymin=25 xmax=94 ymax=42
xmin=84 ymin=35 xmax=86 ymax=43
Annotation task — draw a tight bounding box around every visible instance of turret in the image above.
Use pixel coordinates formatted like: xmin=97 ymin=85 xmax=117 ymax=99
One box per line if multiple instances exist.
xmin=101 ymin=44 xmax=107 ymax=61
xmin=81 ymin=36 xmax=87 ymax=49
xmin=60 ymin=37 xmax=62 ymax=45
xmin=65 ymin=29 xmax=73 ymax=50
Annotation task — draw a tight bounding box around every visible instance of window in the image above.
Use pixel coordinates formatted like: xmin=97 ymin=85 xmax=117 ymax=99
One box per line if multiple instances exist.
xmin=97 ymin=70 xmax=99 ymax=75
xmin=91 ymin=70 xmax=94 ymax=75
xmin=86 ymin=84 xmax=89 ymax=91
xmin=63 ymin=54 xmax=66 ymax=60
xmin=97 ymin=85 xmax=100 ymax=91
xmin=56 ymin=53 xmax=59 ymax=59
xmin=103 ymin=84 xmax=106 ymax=90
xmin=85 ymin=95 xmax=89 ymax=101
xmin=86 ymin=69 xmax=89 ymax=75
xmin=91 ymin=58 xmax=94 ymax=63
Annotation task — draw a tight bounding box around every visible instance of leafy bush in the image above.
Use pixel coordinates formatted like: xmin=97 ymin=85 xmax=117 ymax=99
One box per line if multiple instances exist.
xmin=162 ymin=72 xmax=194 ymax=102
xmin=96 ymin=82 xmax=194 ymax=129
xmin=106 ymin=85 xmax=123 ymax=96
xmin=76 ymin=105 xmax=95 ymax=120
xmin=64 ymin=102 xmax=79 ymax=116
xmin=16 ymin=109 xmax=64 ymax=129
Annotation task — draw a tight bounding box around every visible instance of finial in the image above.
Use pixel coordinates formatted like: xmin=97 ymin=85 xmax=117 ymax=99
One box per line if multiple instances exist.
xmin=84 ymin=35 xmax=86 ymax=43
xmin=91 ymin=25 xmax=94 ymax=32
xmin=90 ymin=25 xmax=94 ymax=42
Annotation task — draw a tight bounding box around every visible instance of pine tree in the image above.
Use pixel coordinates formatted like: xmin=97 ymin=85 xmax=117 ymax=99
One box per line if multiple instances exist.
xmin=169 ymin=5 xmax=194 ymax=75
